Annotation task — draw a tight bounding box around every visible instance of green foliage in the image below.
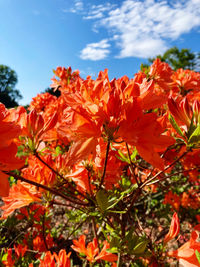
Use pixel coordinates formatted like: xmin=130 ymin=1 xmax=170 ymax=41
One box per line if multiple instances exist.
xmin=141 ymin=46 xmax=200 ymax=71
xmin=0 ymin=65 xmax=22 ymax=107
xmin=195 ymin=250 xmax=200 ymax=264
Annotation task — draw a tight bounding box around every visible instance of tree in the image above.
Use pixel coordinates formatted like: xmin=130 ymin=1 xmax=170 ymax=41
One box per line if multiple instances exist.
xmin=44 ymin=87 xmax=61 ymax=97
xmin=0 ymin=65 xmax=22 ymax=108
xmin=141 ymin=47 xmax=200 ymax=71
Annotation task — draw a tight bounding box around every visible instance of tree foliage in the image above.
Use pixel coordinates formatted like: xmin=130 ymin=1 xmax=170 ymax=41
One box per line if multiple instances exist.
xmin=141 ymin=46 xmax=200 ymax=71
xmin=0 ymin=65 xmax=22 ymax=108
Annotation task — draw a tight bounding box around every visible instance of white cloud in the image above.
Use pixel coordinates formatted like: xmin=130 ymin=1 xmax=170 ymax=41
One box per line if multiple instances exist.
xmin=83 ymin=3 xmax=117 ymax=20
xmin=80 ymin=39 xmax=110 ymax=60
xmin=77 ymin=0 xmax=200 ymax=59
xmin=69 ymin=0 xmax=84 ymax=13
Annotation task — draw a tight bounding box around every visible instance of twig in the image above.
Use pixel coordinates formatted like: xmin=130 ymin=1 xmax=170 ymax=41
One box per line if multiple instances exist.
xmin=3 ymin=171 xmax=88 ymax=206
xmin=35 ymin=152 xmax=89 ymax=200
xmin=42 ymin=214 xmax=49 ymax=251
xmin=126 ymin=143 xmax=140 ymax=187
xmin=99 ymin=140 xmax=110 ymax=188
xmin=140 ymin=150 xmax=188 ymax=189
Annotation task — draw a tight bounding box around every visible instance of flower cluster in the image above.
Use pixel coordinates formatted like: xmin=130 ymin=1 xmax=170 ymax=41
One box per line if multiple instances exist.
xmin=0 ymin=59 xmax=199 ymax=266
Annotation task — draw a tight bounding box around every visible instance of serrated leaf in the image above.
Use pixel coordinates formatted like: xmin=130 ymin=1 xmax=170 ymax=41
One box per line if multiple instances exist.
xmin=96 ymin=190 xmax=109 ymax=212
xmin=188 ymin=124 xmax=200 ymax=144
xmin=169 ymin=114 xmax=185 ymax=139
xmin=195 ymin=250 xmax=200 ymax=264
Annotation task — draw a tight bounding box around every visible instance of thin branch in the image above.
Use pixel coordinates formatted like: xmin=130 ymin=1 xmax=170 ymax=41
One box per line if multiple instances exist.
xmin=140 ymin=150 xmax=188 ymax=189
xmin=125 ymin=143 xmax=140 ymax=187
xmin=42 ymin=214 xmax=49 ymax=251
xmin=35 ymin=152 xmax=89 ymax=200
xmin=145 ymin=167 xmax=199 ymax=186
xmin=3 ymin=171 xmax=88 ymax=206
xmin=99 ymin=139 xmax=110 ymax=188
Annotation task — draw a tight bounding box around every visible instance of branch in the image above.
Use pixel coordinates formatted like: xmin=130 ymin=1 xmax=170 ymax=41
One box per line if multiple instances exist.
xmin=35 ymin=152 xmax=89 ymax=200
xmin=140 ymin=150 xmax=188 ymax=189
xmin=125 ymin=143 xmax=140 ymax=187
xmin=3 ymin=171 xmax=88 ymax=206
xmin=99 ymin=139 xmax=110 ymax=188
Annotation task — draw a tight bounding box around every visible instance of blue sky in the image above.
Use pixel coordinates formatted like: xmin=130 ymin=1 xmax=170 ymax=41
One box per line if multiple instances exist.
xmin=0 ymin=0 xmax=200 ymax=106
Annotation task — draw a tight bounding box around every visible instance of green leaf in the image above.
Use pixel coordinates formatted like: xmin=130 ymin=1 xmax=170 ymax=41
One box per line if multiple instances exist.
xmin=127 ymin=235 xmax=139 ymax=251
xmin=188 ymin=124 xmax=200 ymax=144
xmin=131 ymin=148 xmax=137 ymax=161
xmin=107 ymin=185 xmax=138 ymax=210
xmin=96 ymin=190 xmax=109 ymax=212
xmin=195 ymin=250 xmax=200 ymax=264
xmin=186 ymin=114 xmax=195 ymax=139
xmin=110 ymin=236 xmax=120 ymax=250
xmin=108 ymin=210 xmax=126 ymax=214
xmin=132 ymin=240 xmax=148 ymax=255
xmin=169 ymin=114 xmax=185 ymax=139
xmin=116 ymin=150 xmax=129 ymax=163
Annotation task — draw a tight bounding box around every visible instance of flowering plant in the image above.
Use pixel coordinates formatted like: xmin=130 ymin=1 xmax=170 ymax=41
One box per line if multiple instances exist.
xmin=0 ymin=60 xmax=199 ymax=266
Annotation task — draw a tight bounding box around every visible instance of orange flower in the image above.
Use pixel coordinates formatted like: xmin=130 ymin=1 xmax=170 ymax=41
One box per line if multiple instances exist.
xmin=168 ymin=96 xmax=192 ymax=128
xmin=26 ymin=109 xmax=58 ymax=141
xmin=29 ymin=92 xmax=57 ymax=113
xmin=14 ymin=244 xmax=27 ymax=258
xmin=85 ymin=238 xmax=99 ymax=262
xmin=72 ymin=235 xmax=118 ymax=263
xmin=39 ymin=249 xmax=71 ymax=267
xmin=95 ymin=240 xmax=118 ymax=262
xmin=171 ymin=68 xmax=200 ymax=95
xmin=54 ymin=249 xmax=71 ymax=267
xmin=119 ymin=109 xmax=175 ymax=170
xmin=167 ymin=230 xmax=200 ymax=266
xmin=0 ymin=181 xmax=41 ymax=219
xmin=33 ymin=234 xmax=54 ymax=253
xmin=22 ymin=155 xmax=56 ymax=187
xmin=65 ymin=164 xmax=92 ymax=193
xmin=39 ymin=251 xmax=55 ymax=267
xmin=71 ymin=235 xmax=87 ymax=255
xmin=164 ymin=212 xmax=180 ymax=244
xmin=0 ymin=104 xmax=24 ymax=196
xmin=163 ymin=190 xmax=181 ymax=210
xmin=148 ymin=58 xmax=173 ymax=92
xmin=2 ymin=248 xmax=15 ymax=267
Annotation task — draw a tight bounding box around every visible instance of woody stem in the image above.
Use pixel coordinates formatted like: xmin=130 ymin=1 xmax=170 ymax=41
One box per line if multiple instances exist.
xmin=140 ymin=150 xmax=188 ymax=189
xmin=99 ymin=139 xmax=110 ymax=188
xmin=125 ymin=143 xmax=140 ymax=187
xmin=35 ymin=151 xmax=89 ymax=200
xmin=3 ymin=171 xmax=88 ymax=206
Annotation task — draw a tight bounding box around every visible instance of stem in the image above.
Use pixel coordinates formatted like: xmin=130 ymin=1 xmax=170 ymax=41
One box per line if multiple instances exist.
xmin=125 ymin=187 xmax=142 ymax=215
xmin=92 ymin=217 xmax=100 ymax=252
xmin=42 ymin=214 xmax=49 ymax=251
xmin=3 ymin=171 xmax=88 ymax=206
xmin=99 ymin=139 xmax=110 ymax=188
xmin=140 ymin=150 xmax=188 ymax=189
xmin=146 ymin=167 xmax=199 ymax=186
xmin=87 ymin=171 xmax=93 ymax=197
xmin=125 ymin=143 xmax=140 ymax=187
xmin=50 ymin=200 xmax=81 ymax=210
xmin=35 ymin=152 xmax=88 ymax=200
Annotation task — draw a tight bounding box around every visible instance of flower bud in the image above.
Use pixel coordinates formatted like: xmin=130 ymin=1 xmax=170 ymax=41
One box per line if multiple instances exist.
xmin=164 ymin=212 xmax=180 ymax=244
